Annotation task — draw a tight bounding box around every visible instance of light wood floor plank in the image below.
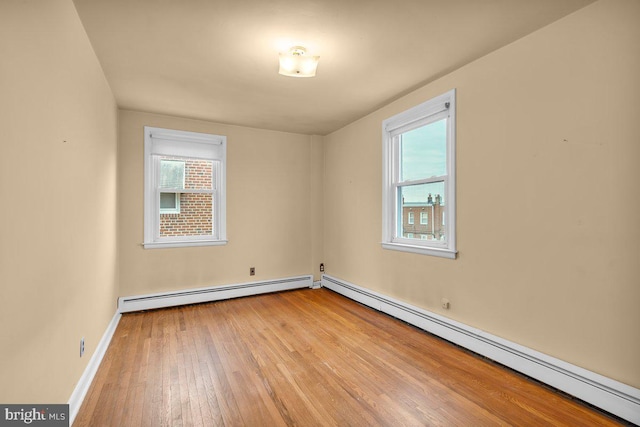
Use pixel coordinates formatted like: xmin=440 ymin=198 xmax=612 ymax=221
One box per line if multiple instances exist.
xmin=74 ymin=288 xmax=623 ymax=426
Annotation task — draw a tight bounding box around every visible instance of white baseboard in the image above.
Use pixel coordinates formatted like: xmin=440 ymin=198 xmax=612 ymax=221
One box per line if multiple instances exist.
xmin=321 ymin=274 xmax=640 ymax=425
xmin=118 ymin=275 xmax=314 ymax=313
xmin=68 ymin=311 xmax=121 ymax=426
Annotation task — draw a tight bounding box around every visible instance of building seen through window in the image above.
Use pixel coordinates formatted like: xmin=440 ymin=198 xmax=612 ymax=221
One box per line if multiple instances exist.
xmin=401 ymin=193 xmax=445 ymax=241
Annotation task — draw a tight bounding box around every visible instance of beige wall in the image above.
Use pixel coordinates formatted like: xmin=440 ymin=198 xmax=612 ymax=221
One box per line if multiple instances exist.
xmin=2 ymin=0 xmax=637 ymax=408
xmin=323 ymin=0 xmax=640 ymax=388
xmin=118 ymin=110 xmax=316 ymax=296
xmin=0 ymin=0 xmax=118 ymax=403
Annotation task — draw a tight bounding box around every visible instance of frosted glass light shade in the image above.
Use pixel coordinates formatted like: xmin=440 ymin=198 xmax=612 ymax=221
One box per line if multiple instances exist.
xmin=278 ymin=47 xmax=319 ymax=77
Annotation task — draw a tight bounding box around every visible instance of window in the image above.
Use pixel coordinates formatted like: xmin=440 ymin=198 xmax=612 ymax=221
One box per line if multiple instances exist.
xmin=160 ymin=192 xmax=180 ymax=214
xmin=408 ymin=211 xmax=414 ymax=224
xmin=420 ymin=211 xmax=428 ymax=225
xmin=144 ymin=126 xmax=227 ymax=248
xmin=382 ymin=89 xmax=456 ymax=258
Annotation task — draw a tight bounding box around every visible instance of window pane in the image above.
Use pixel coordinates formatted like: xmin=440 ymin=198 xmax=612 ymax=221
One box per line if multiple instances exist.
xmin=160 ymin=158 xmax=214 ymax=190
xmin=184 ymin=159 xmax=214 ymax=191
xmin=400 ymin=118 xmax=447 ymax=181
xmin=158 ymin=157 xmax=214 ymax=237
xmin=160 ymin=193 xmax=213 ymax=237
xmin=160 ymin=192 xmax=177 ymax=209
xmin=398 ymin=182 xmax=446 ymax=242
xmin=160 ymin=160 xmax=185 ymax=189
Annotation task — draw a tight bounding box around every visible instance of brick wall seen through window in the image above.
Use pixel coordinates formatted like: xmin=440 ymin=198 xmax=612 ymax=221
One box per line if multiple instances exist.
xmin=159 ymin=157 xmax=213 ymax=237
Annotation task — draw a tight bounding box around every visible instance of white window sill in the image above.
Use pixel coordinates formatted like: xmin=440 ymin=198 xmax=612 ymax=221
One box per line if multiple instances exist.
xmin=144 ymin=240 xmax=228 ymax=249
xmin=381 ymin=242 xmax=457 ymax=259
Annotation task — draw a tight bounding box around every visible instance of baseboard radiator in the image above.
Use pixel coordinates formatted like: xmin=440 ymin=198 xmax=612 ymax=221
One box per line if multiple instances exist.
xmin=119 ymin=275 xmax=313 ymax=313
xmin=321 ymin=274 xmax=640 ymax=425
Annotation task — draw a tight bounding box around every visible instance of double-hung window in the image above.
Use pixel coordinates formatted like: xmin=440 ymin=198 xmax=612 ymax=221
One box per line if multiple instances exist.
xmin=144 ymin=126 xmax=227 ymax=248
xmin=382 ymin=89 xmax=456 ymax=258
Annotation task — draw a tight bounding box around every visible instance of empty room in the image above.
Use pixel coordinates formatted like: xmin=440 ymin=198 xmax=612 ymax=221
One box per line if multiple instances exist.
xmin=1 ymin=0 xmax=639 ymax=425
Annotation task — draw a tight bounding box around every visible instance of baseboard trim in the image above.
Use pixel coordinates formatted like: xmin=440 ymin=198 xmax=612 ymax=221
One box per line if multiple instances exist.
xmin=321 ymin=274 xmax=640 ymax=425
xmin=118 ymin=275 xmax=314 ymax=313
xmin=68 ymin=275 xmax=313 ymax=424
xmin=68 ymin=311 xmax=121 ymax=426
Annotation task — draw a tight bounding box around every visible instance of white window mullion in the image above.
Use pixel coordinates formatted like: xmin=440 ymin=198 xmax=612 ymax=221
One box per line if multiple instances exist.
xmin=210 ymin=160 xmax=217 ymax=241
xmin=395 ymin=183 xmax=402 ymax=239
xmin=152 ymin=155 xmax=161 ymax=241
xmin=390 ymin=138 xmax=398 ymax=193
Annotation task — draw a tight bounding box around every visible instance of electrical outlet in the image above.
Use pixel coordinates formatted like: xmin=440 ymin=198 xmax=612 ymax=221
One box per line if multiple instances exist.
xmin=250 ymin=267 xmax=255 ymax=276
xmin=319 ymin=263 xmax=325 ymax=272
xmin=441 ymin=298 xmax=450 ymax=310
xmin=80 ymin=337 xmax=85 ymax=357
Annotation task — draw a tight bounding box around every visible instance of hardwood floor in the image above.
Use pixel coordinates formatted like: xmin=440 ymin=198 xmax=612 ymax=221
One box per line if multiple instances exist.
xmin=75 ymin=288 xmax=622 ymax=426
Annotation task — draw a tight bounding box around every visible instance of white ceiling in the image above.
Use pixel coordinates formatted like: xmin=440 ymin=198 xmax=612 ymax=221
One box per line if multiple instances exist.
xmin=73 ymin=0 xmax=594 ymax=135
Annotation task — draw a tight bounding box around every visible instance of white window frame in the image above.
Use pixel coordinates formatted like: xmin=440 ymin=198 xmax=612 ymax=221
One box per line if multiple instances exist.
xmin=408 ymin=211 xmax=414 ymax=225
xmin=144 ymin=126 xmax=227 ymax=249
xmin=381 ymin=89 xmax=457 ymax=259
xmin=420 ymin=211 xmax=428 ymax=225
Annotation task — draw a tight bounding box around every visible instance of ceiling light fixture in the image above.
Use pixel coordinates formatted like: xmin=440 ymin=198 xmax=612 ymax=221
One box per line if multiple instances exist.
xmin=278 ymin=46 xmax=319 ymax=78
